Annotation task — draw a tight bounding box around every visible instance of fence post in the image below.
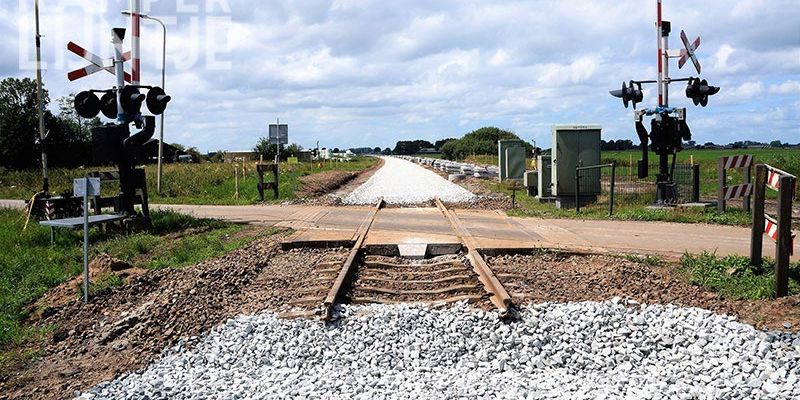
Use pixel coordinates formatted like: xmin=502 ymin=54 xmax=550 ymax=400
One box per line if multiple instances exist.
xmin=775 ymin=175 xmax=794 ymax=298
xmin=717 ymin=158 xmax=726 ymax=212
xmin=609 ymin=161 xmax=616 ymax=216
xmin=575 ymin=168 xmax=580 ymax=214
xmin=692 ymin=164 xmax=701 ymax=203
xmin=743 ymin=164 xmax=752 ymax=213
xmin=750 ymin=165 xmax=766 ymax=269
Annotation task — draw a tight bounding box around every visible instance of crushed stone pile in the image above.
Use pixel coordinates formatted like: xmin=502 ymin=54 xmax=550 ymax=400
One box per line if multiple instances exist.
xmin=343 ymin=157 xmax=475 ymax=205
xmin=79 ymin=301 xmax=799 ymax=399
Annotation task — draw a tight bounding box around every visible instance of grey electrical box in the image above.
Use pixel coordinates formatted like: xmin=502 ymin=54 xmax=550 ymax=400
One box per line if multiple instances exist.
xmin=537 ymin=155 xmax=552 ymax=198
xmin=498 ymin=140 xmax=526 ymax=181
xmin=551 ymin=125 xmax=601 ymax=196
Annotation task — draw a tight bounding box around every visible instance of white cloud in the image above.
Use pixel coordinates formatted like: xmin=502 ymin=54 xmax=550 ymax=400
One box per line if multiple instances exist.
xmin=768 ymin=80 xmax=800 ymax=95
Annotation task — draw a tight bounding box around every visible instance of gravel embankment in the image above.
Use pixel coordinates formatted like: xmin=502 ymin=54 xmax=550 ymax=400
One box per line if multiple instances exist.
xmin=343 ymin=157 xmax=475 ymax=205
xmin=80 ymin=301 xmax=799 ymax=399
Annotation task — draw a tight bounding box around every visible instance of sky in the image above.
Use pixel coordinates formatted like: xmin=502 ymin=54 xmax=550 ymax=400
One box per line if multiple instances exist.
xmin=2 ymin=0 xmax=799 ymax=152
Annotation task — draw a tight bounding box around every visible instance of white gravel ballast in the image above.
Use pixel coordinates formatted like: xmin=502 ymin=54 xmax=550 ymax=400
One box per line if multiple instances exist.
xmin=79 ymin=301 xmax=799 ymax=400
xmin=343 ymin=157 xmax=475 ymax=204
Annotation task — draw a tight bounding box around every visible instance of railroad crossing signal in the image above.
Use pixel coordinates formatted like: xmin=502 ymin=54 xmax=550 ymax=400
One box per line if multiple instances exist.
xmin=685 ymin=77 xmax=720 ymax=107
xmin=678 ymin=30 xmax=701 ymax=74
xmin=610 ymin=81 xmax=644 ymax=109
xmin=74 ymin=86 xmax=169 ymax=119
xmin=67 ymin=42 xmax=132 ymax=83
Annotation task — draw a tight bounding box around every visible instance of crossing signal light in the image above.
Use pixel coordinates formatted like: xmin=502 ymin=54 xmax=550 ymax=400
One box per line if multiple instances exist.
xmin=145 ymin=86 xmax=171 ymax=115
xmin=685 ymin=77 xmax=719 ymax=107
xmin=609 ymin=80 xmax=643 ymax=109
xmin=120 ymin=86 xmax=145 ymax=115
xmin=100 ymin=91 xmax=118 ymax=119
xmin=74 ymin=91 xmax=101 ymax=119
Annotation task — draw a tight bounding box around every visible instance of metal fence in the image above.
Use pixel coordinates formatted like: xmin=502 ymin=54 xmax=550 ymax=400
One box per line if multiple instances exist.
xmin=577 ymin=162 xmax=699 ymax=213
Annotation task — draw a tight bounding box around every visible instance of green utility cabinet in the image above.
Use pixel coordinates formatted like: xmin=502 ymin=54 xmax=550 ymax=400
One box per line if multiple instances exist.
xmin=498 ymin=140 xmax=526 ymax=181
xmin=551 ymin=125 xmax=602 ymax=196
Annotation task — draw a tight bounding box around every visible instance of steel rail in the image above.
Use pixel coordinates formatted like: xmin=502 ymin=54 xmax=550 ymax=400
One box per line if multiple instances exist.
xmin=321 ymin=198 xmax=384 ymax=320
xmin=434 ymin=199 xmax=516 ymax=318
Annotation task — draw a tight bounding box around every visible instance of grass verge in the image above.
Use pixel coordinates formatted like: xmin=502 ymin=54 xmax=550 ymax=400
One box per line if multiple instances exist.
xmin=0 ymin=157 xmax=379 ymax=205
xmin=680 ymin=252 xmax=800 ymax=300
xmin=485 ymin=180 xmax=753 ymax=226
xmin=0 ymin=208 xmax=265 ymax=352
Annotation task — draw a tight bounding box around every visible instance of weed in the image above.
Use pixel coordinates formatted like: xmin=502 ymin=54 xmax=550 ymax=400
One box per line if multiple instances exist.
xmin=680 ymin=252 xmax=799 ymax=300
xmin=623 ymin=253 xmax=663 ymax=266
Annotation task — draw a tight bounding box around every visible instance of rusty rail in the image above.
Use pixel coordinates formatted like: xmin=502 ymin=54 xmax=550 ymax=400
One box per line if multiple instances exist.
xmin=321 ymin=198 xmax=384 ymax=320
xmin=434 ymin=199 xmax=515 ymax=318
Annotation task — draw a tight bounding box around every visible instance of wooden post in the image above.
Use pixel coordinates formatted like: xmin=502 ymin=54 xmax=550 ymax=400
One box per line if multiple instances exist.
xmin=692 ymin=164 xmax=701 ymax=203
xmin=234 ymin=164 xmax=240 ymax=200
xmin=717 ymin=158 xmax=726 ymax=212
xmin=775 ymin=175 xmax=794 ymax=298
xmin=750 ymin=165 xmax=766 ymax=269
xmin=257 ymin=164 xmax=265 ymax=201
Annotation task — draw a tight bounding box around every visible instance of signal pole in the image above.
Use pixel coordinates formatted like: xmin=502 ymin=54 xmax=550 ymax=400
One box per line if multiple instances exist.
xmin=34 ymin=0 xmax=49 ymax=195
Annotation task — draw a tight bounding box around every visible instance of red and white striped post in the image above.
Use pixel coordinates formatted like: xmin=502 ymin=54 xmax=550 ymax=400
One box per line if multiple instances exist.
xmin=130 ymin=0 xmax=141 ymax=85
xmin=656 ymin=0 xmax=664 ymax=107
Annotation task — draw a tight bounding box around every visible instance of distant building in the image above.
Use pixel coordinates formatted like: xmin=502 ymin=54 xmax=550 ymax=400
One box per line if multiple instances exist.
xmin=417 ymin=147 xmax=439 ymax=154
xmin=224 ymin=151 xmax=260 ymax=163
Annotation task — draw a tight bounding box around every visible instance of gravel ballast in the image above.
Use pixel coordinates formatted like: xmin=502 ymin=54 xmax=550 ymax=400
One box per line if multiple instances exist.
xmin=343 ymin=157 xmax=475 ymax=204
xmin=79 ymin=301 xmax=799 ymax=400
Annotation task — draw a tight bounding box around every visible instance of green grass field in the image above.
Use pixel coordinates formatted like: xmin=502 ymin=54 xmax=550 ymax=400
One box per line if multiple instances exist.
xmin=0 ymin=157 xmax=379 ymax=205
xmin=0 ymin=208 xmax=271 ymax=353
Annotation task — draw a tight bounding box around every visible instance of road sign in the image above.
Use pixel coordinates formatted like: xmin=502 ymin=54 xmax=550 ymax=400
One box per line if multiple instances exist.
xmin=67 ymin=41 xmax=132 ymax=82
xmin=73 ymin=177 xmax=100 ymax=197
xmin=269 ymin=124 xmax=288 ymax=145
xmin=678 ymin=30 xmax=701 ymax=74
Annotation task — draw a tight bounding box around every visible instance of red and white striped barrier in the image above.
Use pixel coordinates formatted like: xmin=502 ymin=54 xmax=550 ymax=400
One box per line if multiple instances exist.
xmin=765 ymin=215 xmax=795 ymax=254
xmin=718 ymin=154 xmax=754 ymax=212
xmin=722 ymin=183 xmax=752 ymax=200
xmin=766 ymin=166 xmax=795 ymax=192
xmin=721 ymin=154 xmax=753 ymax=170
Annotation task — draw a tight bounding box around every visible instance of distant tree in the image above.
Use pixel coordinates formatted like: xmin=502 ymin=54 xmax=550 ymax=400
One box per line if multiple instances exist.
xmin=332 ymin=147 xmax=341 ymax=153
xmin=373 ymin=147 xmax=381 ymax=153
xmin=435 ymin=138 xmax=456 ymax=150
xmin=770 ymin=140 xmax=783 ymax=148
xmin=440 ymin=127 xmax=531 ymax=160
xmin=382 ymin=147 xmax=392 ymax=155
xmin=253 ymin=137 xmax=287 ymax=161
xmin=703 ymin=142 xmax=715 ymax=147
xmin=392 ymin=140 xmax=434 ymax=155
xmin=209 ymin=151 xmax=225 ymax=163
xmin=0 ymin=77 xmax=47 ymax=169
xmin=286 ymin=143 xmax=303 ymax=156
xmin=184 ymin=147 xmax=205 ymax=163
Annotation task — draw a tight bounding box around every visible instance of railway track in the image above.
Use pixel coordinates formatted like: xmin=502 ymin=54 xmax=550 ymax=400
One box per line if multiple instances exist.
xmin=281 ymin=199 xmax=516 ymax=320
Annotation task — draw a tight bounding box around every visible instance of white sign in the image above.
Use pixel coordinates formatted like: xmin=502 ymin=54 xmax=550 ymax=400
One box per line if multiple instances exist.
xmin=268 ymin=124 xmax=289 ymax=145
xmin=74 ymin=178 xmax=101 ymax=197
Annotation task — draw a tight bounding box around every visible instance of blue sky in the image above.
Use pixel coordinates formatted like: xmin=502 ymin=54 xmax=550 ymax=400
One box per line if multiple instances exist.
xmin=2 ymin=0 xmax=799 ymax=152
